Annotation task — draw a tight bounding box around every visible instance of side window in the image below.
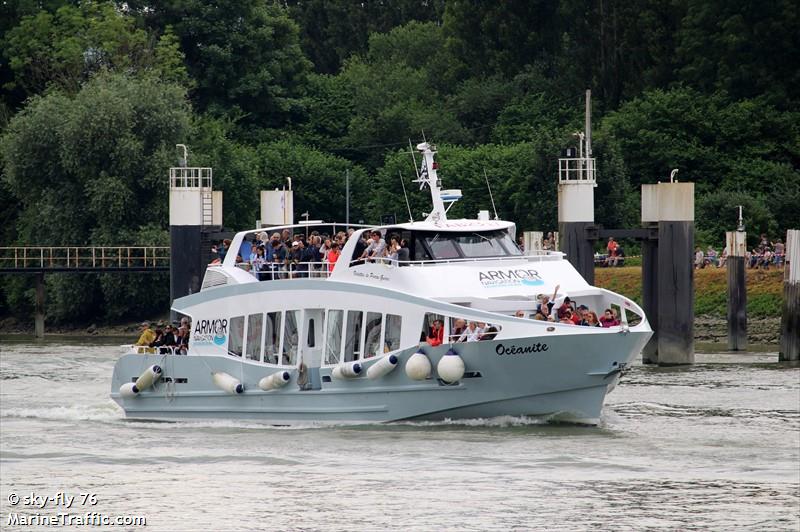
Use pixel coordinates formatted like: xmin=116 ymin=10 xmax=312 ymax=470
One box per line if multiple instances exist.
xmin=343 ymin=310 xmax=363 ymax=362
xmin=282 ymin=310 xmax=300 ymax=366
xmin=263 ymin=311 xmax=281 ymax=364
xmin=420 ymin=313 xmax=445 ymax=346
xmin=245 ymin=314 xmax=263 ymax=361
xmin=228 ymin=315 xmax=244 ymax=357
xmin=384 ymin=314 xmax=402 ymax=352
xmin=363 ymin=312 xmax=383 ymax=359
xmin=324 ymin=310 xmax=343 ymax=365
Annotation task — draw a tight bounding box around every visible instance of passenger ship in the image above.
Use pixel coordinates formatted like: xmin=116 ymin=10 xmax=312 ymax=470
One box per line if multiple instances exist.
xmin=111 ymin=143 xmax=652 ymax=425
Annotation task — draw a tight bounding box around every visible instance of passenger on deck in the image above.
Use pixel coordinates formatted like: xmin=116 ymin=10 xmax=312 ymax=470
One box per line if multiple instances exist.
xmin=361 ymin=230 xmax=386 ymax=262
xmin=305 ymin=236 xmax=321 ymax=276
xmin=175 ymin=326 xmax=189 ymax=354
xmin=586 ymin=311 xmax=601 ymax=327
xmin=351 ymin=233 xmax=368 ymax=266
xmin=250 ymin=245 xmax=266 ymax=280
xmin=327 ymin=242 xmax=340 ymax=272
xmin=450 ymin=318 xmax=466 ymax=341
xmin=458 ymin=321 xmax=482 ymax=342
xmin=556 ymin=296 xmax=574 ymax=320
xmin=269 ymin=239 xmax=287 ymax=279
xmin=515 ymin=310 xmax=526 ymax=318
xmin=481 ymin=325 xmax=499 ymax=340
xmin=537 ymin=284 xmax=560 ymax=318
xmin=387 ymin=235 xmax=401 ymax=264
xmin=600 ymin=309 xmax=620 ymax=327
xmin=135 ymin=321 xmax=156 ymax=347
xmin=155 ymin=324 xmax=177 ymax=353
xmin=426 ymin=319 xmax=444 ymax=346
xmin=289 ymin=240 xmax=306 ymax=277
xmin=397 ymin=239 xmax=410 ymax=265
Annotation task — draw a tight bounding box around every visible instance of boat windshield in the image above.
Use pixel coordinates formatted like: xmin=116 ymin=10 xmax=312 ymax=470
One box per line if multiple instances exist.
xmin=420 ymin=231 xmax=522 ymax=260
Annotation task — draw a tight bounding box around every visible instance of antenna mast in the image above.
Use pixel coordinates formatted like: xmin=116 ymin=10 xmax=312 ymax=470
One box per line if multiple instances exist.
xmin=483 ymin=168 xmax=499 ymax=220
xmin=399 ymin=171 xmax=414 ymax=222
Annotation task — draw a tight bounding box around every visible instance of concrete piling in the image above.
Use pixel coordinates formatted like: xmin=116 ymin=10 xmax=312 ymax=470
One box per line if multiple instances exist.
xmin=726 ymin=231 xmax=747 ymax=351
xmin=779 ymin=229 xmax=799 ymax=361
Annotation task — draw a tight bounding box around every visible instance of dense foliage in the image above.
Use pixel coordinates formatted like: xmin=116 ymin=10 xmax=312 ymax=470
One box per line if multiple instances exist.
xmin=1 ymin=0 xmax=798 ymax=324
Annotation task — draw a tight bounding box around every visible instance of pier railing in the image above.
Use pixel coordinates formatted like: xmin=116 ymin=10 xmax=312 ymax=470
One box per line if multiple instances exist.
xmin=0 ymin=246 xmax=170 ymax=272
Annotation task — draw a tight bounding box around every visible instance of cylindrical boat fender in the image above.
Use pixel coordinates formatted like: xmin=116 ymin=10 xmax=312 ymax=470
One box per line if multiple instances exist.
xmin=211 ymin=371 xmax=244 ymax=394
xmin=134 ymin=365 xmax=162 ymax=391
xmin=366 ymin=354 xmax=399 ymax=380
xmin=332 ymin=362 xmax=362 ymax=379
xmin=258 ymin=371 xmax=291 ymax=391
xmin=437 ymin=349 xmax=465 ymax=383
xmin=405 ymin=351 xmax=431 ymax=381
xmin=119 ymin=382 xmax=139 ymax=398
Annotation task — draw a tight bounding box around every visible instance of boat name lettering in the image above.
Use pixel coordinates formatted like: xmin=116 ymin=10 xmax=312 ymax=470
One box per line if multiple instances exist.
xmin=352 ymin=271 xmax=390 ymax=282
xmin=495 ymin=343 xmax=549 ymax=356
xmin=194 ymin=319 xmax=228 ymax=335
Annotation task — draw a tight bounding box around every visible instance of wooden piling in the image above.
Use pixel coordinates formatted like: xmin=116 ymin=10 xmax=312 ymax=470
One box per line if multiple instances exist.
xmin=726 ymin=231 xmax=747 ymax=350
xmin=655 ymin=183 xmax=695 ymax=365
xmin=641 ymin=236 xmax=659 ymax=363
xmin=779 ymin=229 xmax=799 ymax=361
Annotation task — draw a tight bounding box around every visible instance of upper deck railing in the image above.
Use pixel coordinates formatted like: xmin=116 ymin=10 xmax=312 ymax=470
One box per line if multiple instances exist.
xmin=0 ymin=246 xmax=170 ymax=272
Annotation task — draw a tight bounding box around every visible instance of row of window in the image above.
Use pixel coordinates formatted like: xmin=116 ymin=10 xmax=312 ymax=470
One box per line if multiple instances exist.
xmin=226 ymin=310 xmax=403 ymax=366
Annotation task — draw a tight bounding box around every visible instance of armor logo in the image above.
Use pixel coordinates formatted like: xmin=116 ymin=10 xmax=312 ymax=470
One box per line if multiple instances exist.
xmin=193 ymin=318 xmax=228 ymax=345
xmin=479 ymin=269 xmax=544 ymax=288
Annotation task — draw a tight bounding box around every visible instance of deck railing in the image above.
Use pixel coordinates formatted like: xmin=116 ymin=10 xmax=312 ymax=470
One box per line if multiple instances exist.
xmin=0 ymin=246 xmax=170 ymax=270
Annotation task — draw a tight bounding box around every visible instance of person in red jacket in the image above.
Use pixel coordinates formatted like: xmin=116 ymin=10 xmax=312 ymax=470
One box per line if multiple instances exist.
xmin=426 ymin=319 xmax=444 ymax=346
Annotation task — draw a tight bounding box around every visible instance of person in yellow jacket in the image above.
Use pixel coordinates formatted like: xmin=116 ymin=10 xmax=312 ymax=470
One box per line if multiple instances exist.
xmin=134 ymin=321 xmax=156 ymax=349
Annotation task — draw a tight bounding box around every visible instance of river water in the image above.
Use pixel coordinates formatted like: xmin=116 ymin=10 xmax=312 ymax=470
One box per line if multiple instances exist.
xmin=1 ymin=338 xmax=798 ymax=531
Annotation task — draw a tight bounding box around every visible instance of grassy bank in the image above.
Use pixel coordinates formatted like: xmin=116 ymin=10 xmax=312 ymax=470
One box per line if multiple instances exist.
xmin=594 ymin=266 xmax=785 ymax=318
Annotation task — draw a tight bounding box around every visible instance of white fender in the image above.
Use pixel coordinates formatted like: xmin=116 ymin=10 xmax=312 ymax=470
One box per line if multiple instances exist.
xmin=259 ymin=371 xmax=291 ymax=391
xmin=119 ymin=382 xmax=139 ymax=398
xmin=405 ymin=352 xmax=431 ymax=381
xmin=332 ymin=362 xmax=362 ymax=379
xmin=211 ymin=371 xmax=244 ymax=394
xmin=366 ymin=354 xmax=399 ymax=380
xmin=134 ymin=365 xmax=162 ymax=391
xmin=437 ymin=350 xmax=465 ymax=383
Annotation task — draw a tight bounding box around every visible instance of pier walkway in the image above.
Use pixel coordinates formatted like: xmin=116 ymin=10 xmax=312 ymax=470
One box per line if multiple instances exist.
xmin=0 ymin=246 xmax=169 ymax=273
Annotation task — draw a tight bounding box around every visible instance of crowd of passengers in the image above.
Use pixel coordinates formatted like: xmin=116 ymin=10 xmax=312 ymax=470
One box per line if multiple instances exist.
xmin=210 ymin=229 xmax=411 ymax=280
xmin=515 ymin=284 xmax=622 ymax=327
xmin=133 ymin=317 xmax=191 ymax=354
xmin=423 ymin=319 xmax=501 ymax=346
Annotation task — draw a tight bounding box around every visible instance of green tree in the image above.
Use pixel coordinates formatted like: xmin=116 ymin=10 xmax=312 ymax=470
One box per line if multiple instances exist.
xmin=285 ymin=0 xmax=445 ymax=74
xmin=676 ymin=0 xmax=800 ymax=106
xmin=334 ymin=22 xmax=468 ymax=170
xmin=3 ymin=2 xmax=189 ymax=101
xmin=1 ymin=73 xmax=191 ymax=322
xmin=126 ymin=0 xmax=311 ymax=129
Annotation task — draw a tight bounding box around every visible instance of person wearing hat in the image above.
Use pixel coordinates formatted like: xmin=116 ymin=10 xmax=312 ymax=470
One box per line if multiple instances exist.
xmin=134 ymin=321 xmax=156 ymax=347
